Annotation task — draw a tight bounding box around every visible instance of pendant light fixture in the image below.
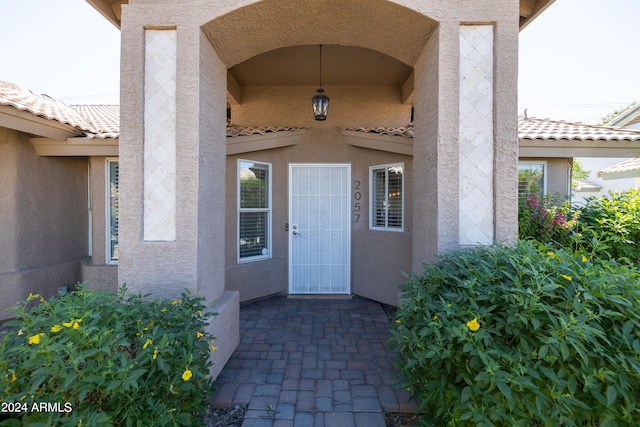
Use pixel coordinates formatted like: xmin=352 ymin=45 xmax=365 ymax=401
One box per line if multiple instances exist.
xmin=311 ymin=45 xmax=329 ymax=121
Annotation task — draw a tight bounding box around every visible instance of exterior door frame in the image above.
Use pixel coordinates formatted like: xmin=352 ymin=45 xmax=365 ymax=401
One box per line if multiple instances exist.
xmin=288 ymin=163 xmax=351 ymax=295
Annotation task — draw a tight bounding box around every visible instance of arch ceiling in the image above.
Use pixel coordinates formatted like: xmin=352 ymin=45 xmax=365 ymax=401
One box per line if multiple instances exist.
xmin=201 ymin=0 xmax=436 ymax=69
xmin=85 ymin=0 xmax=556 ymax=97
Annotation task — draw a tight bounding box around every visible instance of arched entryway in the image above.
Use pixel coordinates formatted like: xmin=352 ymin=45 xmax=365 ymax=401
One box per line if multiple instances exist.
xmin=117 ymin=0 xmax=519 ymax=377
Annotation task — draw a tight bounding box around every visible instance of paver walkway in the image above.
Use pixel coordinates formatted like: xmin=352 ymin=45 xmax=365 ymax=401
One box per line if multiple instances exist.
xmin=210 ymin=295 xmax=417 ymax=427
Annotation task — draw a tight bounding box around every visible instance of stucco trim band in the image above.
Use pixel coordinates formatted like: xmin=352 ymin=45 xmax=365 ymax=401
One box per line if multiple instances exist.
xmin=143 ymin=29 xmax=177 ymax=242
xmin=30 ymin=137 xmax=119 ymax=156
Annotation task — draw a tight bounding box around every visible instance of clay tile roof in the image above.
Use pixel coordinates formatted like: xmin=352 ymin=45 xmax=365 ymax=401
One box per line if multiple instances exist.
xmin=573 ymin=180 xmax=603 ymax=192
xmin=72 ymin=105 xmax=120 ymax=139
xmin=0 ymin=80 xmax=118 ymax=139
xmin=0 ymin=80 xmax=91 ymax=133
xmin=518 ymin=116 xmax=640 ymax=141
xmin=342 ymin=126 xmax=414 ymax=138
xmin=226 ymin=126 xmax=305 ymax=137
xmin=596 ymin=158 xmax=640 ymax=178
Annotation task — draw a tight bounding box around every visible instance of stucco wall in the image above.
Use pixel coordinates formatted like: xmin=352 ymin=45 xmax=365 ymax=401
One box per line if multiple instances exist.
xmin=225 ymin=85 xmax=412 ymax=305
xmin=0 ymin=127 xmax=88 ymax=320
xmin=547 ymin=158 xmax=571 ymax=198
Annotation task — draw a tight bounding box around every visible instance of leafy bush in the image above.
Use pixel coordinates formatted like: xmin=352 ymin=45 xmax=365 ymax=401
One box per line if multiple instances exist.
xmin=0 ymin=285 xmax=217 ymax=426
xmin=576 ymin=190 xmax=640 ymax=263
xmin=391 ymin=241 xmax=640 ymax=426
xmin=518 ymin=194 xmax=579 ymax=247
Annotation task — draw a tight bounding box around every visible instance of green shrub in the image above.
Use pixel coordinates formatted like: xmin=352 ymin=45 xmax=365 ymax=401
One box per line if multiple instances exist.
xmin=576 ymin=190 xmax=640 ymax=264
xmin=0 ymin=285 xmax=217 ymax=426
xmin=391 ymin=241 xmax=640 ymax=426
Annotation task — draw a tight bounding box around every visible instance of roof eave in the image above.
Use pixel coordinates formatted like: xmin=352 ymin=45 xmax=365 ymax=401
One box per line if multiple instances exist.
xmin=30 ymin=137 xmax=119 ymax=156
xmin=519 ymin=138 xmax=640 ymax=157
xmin=519 ymin=0 xmax=556 ymax=30
xmin=0 ymin=105 xmax=83 ymax=140
xmin=85 ymin=0 xmax=124 ymax=29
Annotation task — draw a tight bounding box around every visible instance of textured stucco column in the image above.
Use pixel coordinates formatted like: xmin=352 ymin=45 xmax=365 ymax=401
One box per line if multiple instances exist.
xmin=412 ymin=22 xmax=461 ymax=273
xmin=412 ymin=14 xmax=519 ymax=273
xmin=118 ymin=5 xmax=238 ymax=379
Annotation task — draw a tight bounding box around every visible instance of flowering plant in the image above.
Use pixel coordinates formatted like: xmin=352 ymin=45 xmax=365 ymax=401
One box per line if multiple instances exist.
xmin=391 ymin=242 xmax=640 ymax=426
xmin=0 ymin=284 xmax=217 ymax=426
xmin=518 ymin=194 xmax=579 ymax=246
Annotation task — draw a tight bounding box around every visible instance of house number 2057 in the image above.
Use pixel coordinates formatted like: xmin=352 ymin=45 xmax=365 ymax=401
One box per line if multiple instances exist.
xmin=353 ymin=180 xmax=362 ymax=223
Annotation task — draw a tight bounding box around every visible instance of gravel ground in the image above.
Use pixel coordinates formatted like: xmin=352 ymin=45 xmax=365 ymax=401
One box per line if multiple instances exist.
xmin=204 ymin=406 xmax=423 ymax=426
xmin=204 ymin=405 xmax=247 ymax=427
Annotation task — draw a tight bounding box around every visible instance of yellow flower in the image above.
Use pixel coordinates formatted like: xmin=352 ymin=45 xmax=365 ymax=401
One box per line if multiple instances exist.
xmin=433 ymin=315 xmax=439 ymax=320
xmin=161 ymin=308 xmax=167 ymax=313
xmin=27 ymin=292 xmax=45 ymax=302
xmin=62 ymin=321 xmax=73 ymax=328
xmin=17 ymin=329 xmax=23 ymax=336
xmin=182 ymin=369 xmax=193 ymax=381
xmin=582 ymin=255 xmax=588 ymax=262
xmin=11 ymin=372 xmax=17 ymax=383
xmin=143 ymin=338 xmax=153 ymax=349
xmin=395 ymin=319 xmax=401 ymax=324
xmin=198 ymin=310 xmax=203 ymax=317
xmin=153 ymin=349 xmax=158 ymax=360
xmin=51 ymin=325 xmax=62 ymax=333
xmin=560 ymin=275 xmax=572 ymax=281
xmin=28 ymin=333 xmax=44 ymax=345
xmin=466 ymin=317 xmax=480 ymax=332
xmin=72 ymin=321 xmax=81 ymax=330
xmin=447 ymin=304 xmax=452 ymax=307
xmin=171 ymin=299 xmax=182 ymax=305
xmin=211 ymin=344 xmax=218 ymax=353
xmin=196 ymin=332 xmax=204 ymax=339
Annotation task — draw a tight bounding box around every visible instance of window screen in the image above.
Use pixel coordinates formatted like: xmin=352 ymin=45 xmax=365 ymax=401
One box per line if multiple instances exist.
xmin=238 ymin=161 xmax=271 ymax=261
xmin=370 ymin=163 xmax=404 ymax=231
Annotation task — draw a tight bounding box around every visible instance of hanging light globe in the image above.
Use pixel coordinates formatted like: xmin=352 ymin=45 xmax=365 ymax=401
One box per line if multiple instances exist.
xmin=312 ymin=88 xmax=329 ymax=121
xmin=311 ymin=45 xmax=329 ymax=121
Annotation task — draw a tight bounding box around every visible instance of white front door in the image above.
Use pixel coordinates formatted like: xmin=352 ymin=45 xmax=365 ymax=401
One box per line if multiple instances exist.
xmin=289 ymin=164 xmax=351 ymax=294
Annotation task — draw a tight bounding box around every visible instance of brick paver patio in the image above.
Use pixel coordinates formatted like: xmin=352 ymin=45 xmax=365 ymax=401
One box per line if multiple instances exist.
xmin=210 ymin=295 xmax=417 ymax=427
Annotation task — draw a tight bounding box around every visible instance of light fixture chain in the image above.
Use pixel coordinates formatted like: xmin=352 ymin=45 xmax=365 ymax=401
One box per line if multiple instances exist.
xmin=319 ymin=44 xmax=323 ymax=88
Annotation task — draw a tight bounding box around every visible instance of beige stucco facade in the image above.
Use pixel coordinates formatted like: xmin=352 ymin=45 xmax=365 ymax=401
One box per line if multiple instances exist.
xmin=1 ymin=0 xmax=562 ymax=378
xmin=112 ymin=0 xmax=522 ymax=377
xmin=0 ymin=127 xmax=88 ymax=320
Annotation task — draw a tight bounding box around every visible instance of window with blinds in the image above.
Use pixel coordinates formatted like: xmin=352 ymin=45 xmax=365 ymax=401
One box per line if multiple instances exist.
xmin=238 ymin=160 xmax=271 ymax=262
xmin=107 ymin=159 xmax=119 ymax=264
xmin=518 ymin=162 xmax=546 ymax=201
xmin=370 ymin=163 xmax=404 ymax=231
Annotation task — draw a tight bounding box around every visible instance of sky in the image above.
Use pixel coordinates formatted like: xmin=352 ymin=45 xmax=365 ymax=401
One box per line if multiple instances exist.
xmin=0 ymin=0 xmax=120 ymax=104
xmin=0 ymin=0 xmax=639 ymax=124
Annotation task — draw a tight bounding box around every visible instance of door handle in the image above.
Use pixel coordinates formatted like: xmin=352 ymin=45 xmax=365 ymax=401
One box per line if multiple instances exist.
xmin=291 ymin=224 xmax=298 ymax=236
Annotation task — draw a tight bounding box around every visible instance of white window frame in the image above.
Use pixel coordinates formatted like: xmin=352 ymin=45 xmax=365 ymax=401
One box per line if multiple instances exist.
xmin=237 ymin=159 xmax=272 ymax=263
xmin=518 ymin=160 xmax=547 ymax=199
xmin=369 ymin=162 xmax=404 ymax=232
xmin=105 ymin=159 xmax=119 ymax=265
